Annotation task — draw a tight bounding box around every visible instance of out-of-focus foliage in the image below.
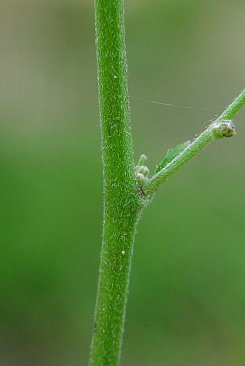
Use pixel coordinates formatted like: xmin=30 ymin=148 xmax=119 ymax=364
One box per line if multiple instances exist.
xmin=0 ymin=1 xmax=245 ymax=365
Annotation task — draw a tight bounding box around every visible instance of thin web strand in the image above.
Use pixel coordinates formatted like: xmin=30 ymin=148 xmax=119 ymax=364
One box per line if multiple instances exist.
xmin=131 ymin=96 xmax=216 ymax=110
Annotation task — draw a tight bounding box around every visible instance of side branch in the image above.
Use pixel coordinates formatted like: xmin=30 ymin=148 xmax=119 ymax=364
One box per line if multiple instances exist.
xmin=145 ymin=89 xmax=245 ymax=196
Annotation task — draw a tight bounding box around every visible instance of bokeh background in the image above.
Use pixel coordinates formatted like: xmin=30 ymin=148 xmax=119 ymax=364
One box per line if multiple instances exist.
xmin=1 ymin=0 xmax=245 ymax=365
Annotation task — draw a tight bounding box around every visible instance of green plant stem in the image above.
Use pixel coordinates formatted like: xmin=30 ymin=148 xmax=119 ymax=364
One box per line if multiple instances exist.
xmin=89 ymin=1 xmax=140 ymax=365
xmin=90 ymin=0 xmax=245 ymax=363
xmin=145 ymin=89 xmax=245 ymax=197
xmin=219 ymin=89 xmax=245 ymax=119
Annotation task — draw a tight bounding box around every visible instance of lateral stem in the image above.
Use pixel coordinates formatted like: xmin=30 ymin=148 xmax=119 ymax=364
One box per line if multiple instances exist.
xmin=145 ymin=89 xmax=245 ymax=196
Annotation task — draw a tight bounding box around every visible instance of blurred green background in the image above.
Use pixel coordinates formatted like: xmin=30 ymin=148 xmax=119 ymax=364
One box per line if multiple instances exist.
xmin=1 ymin=0 xmax=245 ymax=365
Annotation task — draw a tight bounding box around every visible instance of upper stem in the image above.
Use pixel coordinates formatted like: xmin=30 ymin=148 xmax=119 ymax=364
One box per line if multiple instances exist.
xmin=95 ymin=0 xmax=136 ymax=200
xmin=218 ymin=88 xmax=245 ymax=120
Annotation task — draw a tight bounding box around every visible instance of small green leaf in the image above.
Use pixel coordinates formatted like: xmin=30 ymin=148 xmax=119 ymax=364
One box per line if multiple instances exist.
xmin=154 ymin=141 xmax=190 ymax=174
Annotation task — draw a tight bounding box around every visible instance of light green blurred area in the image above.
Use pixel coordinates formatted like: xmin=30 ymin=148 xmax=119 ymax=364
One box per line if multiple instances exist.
xmin=0 ymin=1 xmax=245 ymax=365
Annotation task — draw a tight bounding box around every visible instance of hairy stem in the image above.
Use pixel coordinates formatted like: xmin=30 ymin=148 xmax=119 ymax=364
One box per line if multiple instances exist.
xmin=89 ymin=1 xmax=140 ymax=365
xmin=145 ymin=89 xmax=245 ymax=196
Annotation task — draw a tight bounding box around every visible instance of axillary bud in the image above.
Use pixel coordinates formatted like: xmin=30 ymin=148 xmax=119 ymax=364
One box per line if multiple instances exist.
xmin=212 ymin=120 xmax=236 ymax=139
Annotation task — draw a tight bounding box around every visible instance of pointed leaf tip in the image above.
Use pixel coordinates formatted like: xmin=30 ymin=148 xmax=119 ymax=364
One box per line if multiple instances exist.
xmin=154 ymin=141 xmax=191 ymax=174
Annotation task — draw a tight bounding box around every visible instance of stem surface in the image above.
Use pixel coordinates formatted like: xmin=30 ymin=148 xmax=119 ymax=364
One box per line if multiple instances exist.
xmin=90 ymin=1 xmax=140 ymax=365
